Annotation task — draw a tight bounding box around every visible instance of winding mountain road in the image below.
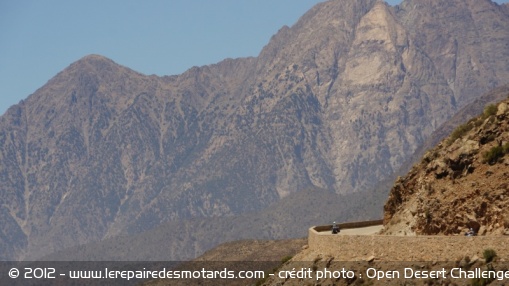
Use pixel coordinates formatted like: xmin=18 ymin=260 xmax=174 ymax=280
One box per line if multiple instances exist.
xmin=317 ymin=225 xmax=383 ymax=236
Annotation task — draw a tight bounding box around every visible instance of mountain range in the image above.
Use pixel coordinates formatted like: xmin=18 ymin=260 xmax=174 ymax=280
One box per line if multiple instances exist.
xmin=1 ymin=0 xmax=509 ymax=260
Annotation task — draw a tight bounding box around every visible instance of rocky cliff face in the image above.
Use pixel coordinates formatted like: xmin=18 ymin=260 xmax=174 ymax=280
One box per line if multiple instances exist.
xmin=1 ymin=0 xmax=509 ymax=260
xmin=384 ymin=96 xmax=509 ymax=236
xmin=252 ymin=0 xmax=509 ymax=194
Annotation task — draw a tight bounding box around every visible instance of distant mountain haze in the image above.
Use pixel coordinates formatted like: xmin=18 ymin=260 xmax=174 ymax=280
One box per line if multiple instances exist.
xmin=1 ymin=0 xmax=509 ymax=260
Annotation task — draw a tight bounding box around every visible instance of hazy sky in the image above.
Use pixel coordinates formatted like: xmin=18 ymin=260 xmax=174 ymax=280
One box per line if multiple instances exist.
xmin=1 ymin=0 xmax=508 ymax=115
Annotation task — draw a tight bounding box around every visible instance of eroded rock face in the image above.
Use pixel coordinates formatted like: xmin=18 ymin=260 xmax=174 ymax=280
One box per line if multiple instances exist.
xmin=2 ymin=0 xmax=509 ymax=260
xmin=498 ymin=102 xmax=508 ymax=116
xmin=384 ymin=98 xmax=509 ymax=236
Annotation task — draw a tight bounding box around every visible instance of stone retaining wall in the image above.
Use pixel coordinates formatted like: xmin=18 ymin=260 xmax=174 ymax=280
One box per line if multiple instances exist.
xmin=309 ymin=227 xmax=509 ymax=261
xmin=313 ymin=219 xmax=384 ymax=232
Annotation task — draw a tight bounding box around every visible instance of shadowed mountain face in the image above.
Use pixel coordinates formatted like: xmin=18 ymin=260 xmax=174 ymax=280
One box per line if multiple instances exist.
xmin=1 ymin=0 xmax=509 ymax=260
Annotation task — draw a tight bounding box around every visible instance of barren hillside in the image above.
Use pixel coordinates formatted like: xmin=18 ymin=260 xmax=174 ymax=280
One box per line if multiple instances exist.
xmin=384 ymin=96 xmax=509 ymax=236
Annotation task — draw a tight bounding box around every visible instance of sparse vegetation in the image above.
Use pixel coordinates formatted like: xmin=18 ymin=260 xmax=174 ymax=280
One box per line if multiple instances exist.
xmin=425 ymin=209 xmax=432 ymax=223
xmin=483 ymin=145 xmax=506 ymax=164
xmin=447 ymin=104 xmax=500 ymax=145
xmin=483 ymin=104 xmax=498 ymax=118
xmin=448 ymin=122 xmax=474 ymax=144
xmin=471 ymin=264 xmax=496 ymax=286
xmin=483 ymin=248 xmax=497 ymax=263
xmin=311 ymin=256 xmax=321 ymax=272
xmin=503 ymin=142 xmax=509 ymax=154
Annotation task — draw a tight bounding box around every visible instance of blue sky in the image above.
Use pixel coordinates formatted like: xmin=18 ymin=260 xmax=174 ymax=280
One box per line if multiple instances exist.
xmin=1 ymin=0 xmax=508 ymax=115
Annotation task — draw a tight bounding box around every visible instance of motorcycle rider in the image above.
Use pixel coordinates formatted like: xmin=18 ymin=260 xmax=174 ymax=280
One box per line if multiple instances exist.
xmin=465 ymin=228 xmax=475 ymax=236
xmin=332 ymin=221 xmax=340 ymax=234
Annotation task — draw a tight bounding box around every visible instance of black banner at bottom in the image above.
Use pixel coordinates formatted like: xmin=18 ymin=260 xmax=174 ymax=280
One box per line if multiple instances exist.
xmin=1 ymin=260 xmax=508 ymax=285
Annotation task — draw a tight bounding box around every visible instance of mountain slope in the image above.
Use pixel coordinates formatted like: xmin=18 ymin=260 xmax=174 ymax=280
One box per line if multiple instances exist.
xmin=38 ymin=188 xmax=382 ymax=261
xmin=1 ymin=0 xmax=509 ymax=260
xmin=384 ymin=95 xmax=509 ymax=235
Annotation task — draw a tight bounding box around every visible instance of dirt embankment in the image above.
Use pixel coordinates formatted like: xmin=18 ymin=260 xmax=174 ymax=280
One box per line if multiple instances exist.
xmin=263 ymin=229 xmax=509 ymax=286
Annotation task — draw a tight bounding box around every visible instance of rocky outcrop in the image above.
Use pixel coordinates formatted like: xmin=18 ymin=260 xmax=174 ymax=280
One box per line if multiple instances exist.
xmin=384 ymin=97 xmax=509 ymax=236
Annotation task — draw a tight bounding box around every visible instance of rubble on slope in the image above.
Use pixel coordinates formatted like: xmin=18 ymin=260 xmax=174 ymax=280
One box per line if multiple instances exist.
xmin=384 ymin=97 xmax=509 ymax=236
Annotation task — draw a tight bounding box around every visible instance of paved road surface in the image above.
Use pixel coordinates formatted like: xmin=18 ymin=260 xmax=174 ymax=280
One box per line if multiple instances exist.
xmin=317 ymin=225 xmax=383 ymax=235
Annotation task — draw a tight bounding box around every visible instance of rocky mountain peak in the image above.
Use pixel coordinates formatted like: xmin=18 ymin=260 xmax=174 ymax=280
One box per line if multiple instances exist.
xmin=501 ymin=2 xmax=509 ymax=15
xmin=73 ymin=54 xmax=116 ymax=67
xmin=56 ymin=54 xmax=133 ymax=85
xmin=383 ymin=95 xmax=509 ymax=236
xmin=353 ymin=0 xmax=406 ymax=49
